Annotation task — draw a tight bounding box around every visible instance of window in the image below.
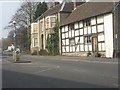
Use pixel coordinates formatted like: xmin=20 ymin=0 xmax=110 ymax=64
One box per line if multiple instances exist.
xmin=61 ymin=27 xmax=65 ymax=32
xmin=46 ymin=18 xmax=49 ymax=29
xmin=50 ymin=17 xmax=56 ymax=28
xmin=66 ymin=39 xmax=69 ymax=45
xmin=72 ymin=30 xmax=74 ymax=37
xmin=66 ymin=46 xmax=69 ymax=52
xmin=91 ymin=17 xmax=96 ymax=25
xmin=97 ymin=16 xmax=103 ymax=24
xmin=69 ymin=38 xmax=75 ymax=46
xmin=80 ymin=36 xmax=84 ymax=43
xmin=65 ymin=32 xmax=68 ymax=38
xmin=88 ymin=45 xmax=92 ymax=51
xmin=85 ymin=45 xmax=88 ymax=51
xmin=65 ymin=26 xmax=68 ymax=32
xmin=97 ymin=24 xmax=104 ymax=32
xmin=62 ymin=40 xmax=65 ymax=45
xmin=80 ymin=44 xmax=84 ymax=51
xmin=84 ymin=36 xmax=91 ymax=44
xmin=92 ymin=26 xmax=97 ymax=33
xmin=74 ymin=22 xmax=79 ymax=29
xmin=33 ymin=24 xmax=38 ymax=33
xmin=80 ymin=29 xmax=83 ymax=35
xmin=84 ymin=27 xmax=87 ymax=34
xmin=75 ymin=30 xmax=79 ymax=36
xmin=98 ymin=43 xmax=105 ymax=51
xmin=79 ymin=21 xmax=83 ymax=28
xmin=69 ymin=30 xmax=72 ymax=37
xmin=62 ymin=33 xmax=65 ymax=39
xmin=84 ymin=19 xmax=91 ymax=27
xmin=98 ymin=33 xmax=104 ymax=42
xmin=69 ymin=38 xmax=75 ymax=52
xmin=62 ymin=46 xmax=65 ymax=52
xmin=34 ymin=38 xmax=38 ymax=47
xmin=69 ymin=24 xmax=74 ymax=30
xmin=88 ymin=27 xmax=91 ymax=34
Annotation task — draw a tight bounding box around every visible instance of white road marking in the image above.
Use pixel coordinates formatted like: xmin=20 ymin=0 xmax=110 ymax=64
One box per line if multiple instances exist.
xmin=21 ymin=65 xmax=49 ymax=67
xmin=60 ymin=59 xmax=79 ymax=61
xmin=35 ymin=65 xmax=60 ymax=74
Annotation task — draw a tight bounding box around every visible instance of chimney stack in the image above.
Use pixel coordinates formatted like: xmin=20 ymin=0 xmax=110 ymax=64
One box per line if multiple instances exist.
xmin=47 ymin=2 xmax=60 ymax=9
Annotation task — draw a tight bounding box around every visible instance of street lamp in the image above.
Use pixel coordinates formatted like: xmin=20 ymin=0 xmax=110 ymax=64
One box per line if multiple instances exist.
xmin=13 ymin=21 xmax=17 ymax=61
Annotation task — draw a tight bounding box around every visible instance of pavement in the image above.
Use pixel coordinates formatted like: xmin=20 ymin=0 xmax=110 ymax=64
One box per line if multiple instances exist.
xmin=23 ymin=55 xmax=118 ymax=64
xmin=5 ymin=55 xmax=118 ymax=65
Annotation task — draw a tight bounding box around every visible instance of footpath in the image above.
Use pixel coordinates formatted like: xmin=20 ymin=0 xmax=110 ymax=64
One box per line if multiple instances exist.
xmin=24 ymin=55 xmax=118 ymax=64
xmin=4 ymin=53 xmax=118 ymax=64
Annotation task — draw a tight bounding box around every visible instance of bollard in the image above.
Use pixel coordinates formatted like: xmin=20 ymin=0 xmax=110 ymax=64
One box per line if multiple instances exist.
xmin=16 ymin=49 xmax=20 ymax=61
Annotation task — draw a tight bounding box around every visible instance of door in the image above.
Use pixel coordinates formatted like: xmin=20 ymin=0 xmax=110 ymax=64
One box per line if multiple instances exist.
xmin=92 ymin=37 xmax=97 ymax=53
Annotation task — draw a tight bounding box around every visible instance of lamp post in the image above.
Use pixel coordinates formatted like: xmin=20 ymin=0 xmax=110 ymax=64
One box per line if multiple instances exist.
xmin=13 ymin=21 xmax=17 ymax=61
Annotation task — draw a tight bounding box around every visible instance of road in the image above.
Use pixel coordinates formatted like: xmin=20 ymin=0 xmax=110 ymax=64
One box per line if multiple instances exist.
xmin=2 ymin=53 xmax=118 ymax=88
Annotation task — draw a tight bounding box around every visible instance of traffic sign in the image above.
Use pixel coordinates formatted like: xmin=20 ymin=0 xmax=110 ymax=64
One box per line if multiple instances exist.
xmin=13 ymin=33 xmax=16 ymax=38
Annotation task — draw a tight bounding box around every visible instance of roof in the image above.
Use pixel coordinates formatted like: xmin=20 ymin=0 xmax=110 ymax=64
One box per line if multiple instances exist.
xmin=35 ymin=4 xmax=62 ymax=22
xmin=60 ymin=2 xmax=73 ymax=12
xmin=40 ymin=4 xmax=62 ymax=19
xmin=60 ymin=2 xmax=114 ymax=26
xmin=34 ymin=2 xmax=84 ymax=22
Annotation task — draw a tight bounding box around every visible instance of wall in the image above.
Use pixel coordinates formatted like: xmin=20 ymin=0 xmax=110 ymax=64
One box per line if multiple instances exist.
xmin=31 ymin=22 xmax=39 ymax=53
xmin=104 ymin=13 xmax=113 ymax=58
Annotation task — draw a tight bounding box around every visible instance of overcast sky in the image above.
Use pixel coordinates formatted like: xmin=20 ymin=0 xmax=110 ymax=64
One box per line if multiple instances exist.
xmin=1 ymin=1 xmax=22 ymax=39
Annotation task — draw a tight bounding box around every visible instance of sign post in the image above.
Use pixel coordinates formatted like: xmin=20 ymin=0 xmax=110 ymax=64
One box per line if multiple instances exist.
xmin=13 ymin=21 xmax=17 ymax=62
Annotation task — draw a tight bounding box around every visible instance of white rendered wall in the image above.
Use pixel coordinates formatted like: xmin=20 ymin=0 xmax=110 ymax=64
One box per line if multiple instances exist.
xmin=79 ymin=21 xmax=83 ymax=28
xmin=104 ymin=13 xmax=113 ymax=58
xmin=74 ymin=22 xmax=79 ymax=29
xmin=65 ymin=26 xmax=68 ymax=32
xmin=66 ymin=39 xmax=69 ymax=45
xmin=91 ymin=17 xmax=96 ymax=25
xmin=66 ymin=46 xmax=69 ymax=52
xmin=62 ymin=27 xmax=64 ymax=32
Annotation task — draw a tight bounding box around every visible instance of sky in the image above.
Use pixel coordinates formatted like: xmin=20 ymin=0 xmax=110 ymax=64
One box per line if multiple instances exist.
xmin=1 ymin=1 xmax=22 ymax=39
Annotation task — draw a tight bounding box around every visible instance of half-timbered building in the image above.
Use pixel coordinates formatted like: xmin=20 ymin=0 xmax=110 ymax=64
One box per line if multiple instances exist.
xmin=60 ymin=2 xmax=117 ymax=58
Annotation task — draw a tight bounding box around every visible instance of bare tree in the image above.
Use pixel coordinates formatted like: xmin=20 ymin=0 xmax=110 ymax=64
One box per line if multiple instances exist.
xmin=3 ymin=1 xmax=39 ymax=52
xmin=4 ymin=1 xmax=38 ymax=30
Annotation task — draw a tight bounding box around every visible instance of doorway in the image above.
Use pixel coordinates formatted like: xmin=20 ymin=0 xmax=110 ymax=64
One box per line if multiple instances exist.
xmin=92 ymin=36 xmax=97 ymax=53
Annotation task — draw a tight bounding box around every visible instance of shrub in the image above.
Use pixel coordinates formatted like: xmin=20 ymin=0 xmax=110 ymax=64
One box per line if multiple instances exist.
xmin=95 ymin=52 xmax=101 ymax=57
xmin=87 ymin=52 xmax=91 ymax=57
xmin=38 ymin=49 xmax=49 ymax=55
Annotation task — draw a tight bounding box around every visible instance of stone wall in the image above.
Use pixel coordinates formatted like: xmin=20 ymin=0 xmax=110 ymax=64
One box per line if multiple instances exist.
xmin=62 ymin=51 xmax=106 ymax=57
xmin=31 ymin=47 xmax=39 ymax=54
